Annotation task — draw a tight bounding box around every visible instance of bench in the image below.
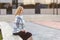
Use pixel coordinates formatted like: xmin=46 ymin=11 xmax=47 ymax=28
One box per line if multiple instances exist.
xmin=0 ymin=22 xmax=22 ymax=40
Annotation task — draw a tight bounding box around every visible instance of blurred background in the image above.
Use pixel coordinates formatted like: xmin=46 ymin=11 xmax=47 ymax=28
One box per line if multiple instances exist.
xmin=0 ymin=0 xmax=60 ymax=15
xmin=0 ymin=0 xmax=60 ymax=40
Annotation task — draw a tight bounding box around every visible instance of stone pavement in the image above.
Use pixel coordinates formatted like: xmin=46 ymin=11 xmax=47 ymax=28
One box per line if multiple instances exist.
xmin=9 ymin=21 xmax=60 ymax=40
xmin=32 ymin=21 xmax=60 ymax=29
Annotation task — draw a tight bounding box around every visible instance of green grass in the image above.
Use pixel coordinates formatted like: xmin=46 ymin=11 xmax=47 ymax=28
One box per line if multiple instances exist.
xmin=0 ymin=31 xmax=2 ymax=40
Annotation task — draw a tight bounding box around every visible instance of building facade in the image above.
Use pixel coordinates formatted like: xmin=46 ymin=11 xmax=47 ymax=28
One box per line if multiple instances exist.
xmin=0 ymin=0 xmax=60 ymax=15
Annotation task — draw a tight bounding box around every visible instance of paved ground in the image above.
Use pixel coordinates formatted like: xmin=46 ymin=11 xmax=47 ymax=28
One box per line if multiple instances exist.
xmin=32 ymin=21 xmax=60 ymax=29
xmin=9 ymin=21 xmax=60 ymax=40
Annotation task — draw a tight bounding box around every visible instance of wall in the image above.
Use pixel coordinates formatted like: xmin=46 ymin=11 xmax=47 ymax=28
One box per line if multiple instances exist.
xmin=12 ymin=9 xmax=35 ymax=15
xmin=0 ymin=9 xmax=60 ymax=15
xmin=41 ymin=9 xmax=60 ymax=15
xmin=0 ymin=9 xmax=6 ymax=15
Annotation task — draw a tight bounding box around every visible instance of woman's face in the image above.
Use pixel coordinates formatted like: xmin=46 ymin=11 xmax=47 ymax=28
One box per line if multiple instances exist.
xmin=20 ymin=9 xmax=23 ymax=13
xmin=18 ymin=8 xmax=23 ymax=15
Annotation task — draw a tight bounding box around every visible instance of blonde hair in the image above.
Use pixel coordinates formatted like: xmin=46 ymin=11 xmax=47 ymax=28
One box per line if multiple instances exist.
xmin=15 ymin=6 xmax=23 ymax=16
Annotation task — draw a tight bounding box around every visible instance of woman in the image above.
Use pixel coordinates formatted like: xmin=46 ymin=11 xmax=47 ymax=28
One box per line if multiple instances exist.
xmin=13 ymin=6 xmax=33 ymax=40
xmin=13 ymin=6 xmax=25 ymax=33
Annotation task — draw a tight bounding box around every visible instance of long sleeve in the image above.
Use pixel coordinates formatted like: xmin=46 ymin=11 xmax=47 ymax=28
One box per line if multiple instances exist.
xmin=20 ymin=16 xmax=26 ymax=30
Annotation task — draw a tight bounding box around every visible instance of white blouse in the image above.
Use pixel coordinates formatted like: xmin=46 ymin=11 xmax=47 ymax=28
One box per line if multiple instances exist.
xmin=15 ymin=15 xmax=25 ymax=24
xmin=14 ymin=15 xmax=25 ymax=30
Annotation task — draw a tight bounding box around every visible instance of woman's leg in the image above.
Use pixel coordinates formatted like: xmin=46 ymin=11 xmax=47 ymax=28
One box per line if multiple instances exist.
xmin=27 ymin=36 xmax=33 ymax=40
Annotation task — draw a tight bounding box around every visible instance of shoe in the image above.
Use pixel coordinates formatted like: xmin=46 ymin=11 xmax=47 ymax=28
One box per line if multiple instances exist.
xmin=13 ymin=33 xmax=18 ymax=35
xmin=13 ymin=31 xmax=19 ymax=35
